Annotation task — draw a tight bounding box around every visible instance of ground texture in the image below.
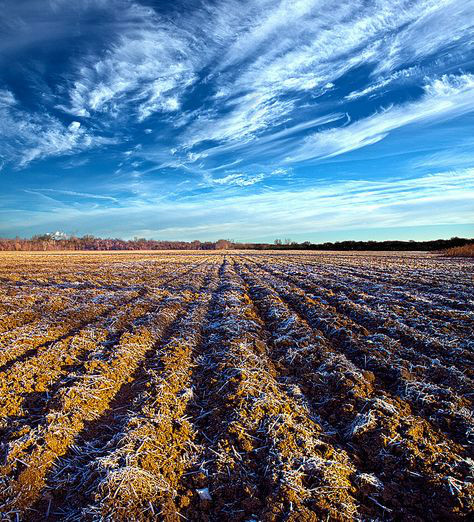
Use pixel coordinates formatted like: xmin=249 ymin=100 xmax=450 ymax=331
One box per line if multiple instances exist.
xmin=0 ymin=251 xmax=472 ymax=521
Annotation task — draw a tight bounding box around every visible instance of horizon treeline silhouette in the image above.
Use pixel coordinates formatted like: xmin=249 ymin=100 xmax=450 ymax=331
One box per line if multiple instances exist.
xmin=0 ymin=235 xmax=472 ymax=252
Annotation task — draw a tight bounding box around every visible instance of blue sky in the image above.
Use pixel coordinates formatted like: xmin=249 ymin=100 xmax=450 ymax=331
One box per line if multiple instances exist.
xmin=0 ymin=0 xmax=473 ymax=242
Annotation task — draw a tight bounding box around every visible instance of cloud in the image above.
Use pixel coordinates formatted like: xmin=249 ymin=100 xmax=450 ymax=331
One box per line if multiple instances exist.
xmin=184 ymin=1 xmax=472 ymax=136
xmin=209 ymin=159 xmax=243 ymax=171
xmin=5 ymin=168 xmax=473 ymax=240
xmin=375 ymin=0 xmax=474 ymax=74
xmin=61 ymin=157 xmax=91 ymax=169
xmin=271 ymin=168 xmax=289 ymax=176
xmin=37 ymin=189 xmax=118 ymax=202
xmin=57 ymin=1 xmax=200 ymax=121
xmin=410 ymin=140 xmax=474 ymax=171
xmin=3 ymin=0 xmax=474 ymax=172
xmin=286 ymin=73 xmax=474 ymax=163
xmin=182 ymin=113 xmax=345 ymax=167
xmin=211 ymin=172 xmax=265 ymax=187
xmin=0 ymin=98 xmax=116 ymax=167
xmin=168 ymin=0 xmax=474 ymax=163
xmin=68 ymin=121 xmax=81 ymax=131
xmin=0 ymin=89 xmax=17 ymax=106
xmin=345 ymin=66 xmax=420 ymax=101
xmin=183 ymin=92 xmax=296 ymax=147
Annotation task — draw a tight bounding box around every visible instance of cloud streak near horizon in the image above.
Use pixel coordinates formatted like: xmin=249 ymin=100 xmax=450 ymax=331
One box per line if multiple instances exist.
xmin=0 ymin=0 xmax=473 ymax=240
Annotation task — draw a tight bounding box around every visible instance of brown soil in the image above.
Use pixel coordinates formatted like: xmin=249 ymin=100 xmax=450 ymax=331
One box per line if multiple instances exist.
xmin=0 ymin=251 xmax=472 ymax=521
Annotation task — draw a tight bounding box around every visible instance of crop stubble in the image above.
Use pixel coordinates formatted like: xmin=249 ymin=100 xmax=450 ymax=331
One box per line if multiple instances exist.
xmin=0 ymin=251 xmax=472 ymax=520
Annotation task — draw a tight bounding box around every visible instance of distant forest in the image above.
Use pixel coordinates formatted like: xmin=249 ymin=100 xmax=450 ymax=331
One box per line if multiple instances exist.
xmin=0 ymin=234 xmax=473 ymax=252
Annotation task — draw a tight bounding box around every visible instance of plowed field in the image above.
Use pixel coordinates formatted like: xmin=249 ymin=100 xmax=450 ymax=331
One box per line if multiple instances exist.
xmin=0 ymin=251 xmax=472 ymax=521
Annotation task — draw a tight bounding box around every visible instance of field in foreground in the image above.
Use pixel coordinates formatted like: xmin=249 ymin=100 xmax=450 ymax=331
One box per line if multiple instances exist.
xmin=0 ymin=251 xmax=472 ymax=521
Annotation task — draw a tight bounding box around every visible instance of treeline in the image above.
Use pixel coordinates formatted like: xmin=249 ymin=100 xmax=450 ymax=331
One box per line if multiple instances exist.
xmin=0 ymin=235 xmax=472 ymax=252
xmin=239 ymin=237 xmax=474 ymax=251
xmin=0 ymin=236 xmax=232 ymax=251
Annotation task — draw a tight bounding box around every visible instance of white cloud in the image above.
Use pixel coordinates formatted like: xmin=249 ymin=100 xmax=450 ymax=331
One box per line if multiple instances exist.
xmin=0 ymin=99 xmax=115 ymax=168
xmin=184 ymin=113 xmax=345 ymax=164
xmin=176 ymin=0 xmax=474 ymax=154
xmin=410 ymin=140 xmax=474 ymax=171
xmin=183 ymin=92 xmax=295 ymax=147
xmin=211 ymin=172 xmax=265 ymax=186
xmin=209 ymin=159 xmax=243 ymax=171
xmin=2 ymin=0 xmax=474 ymax=171
xmin=58 ymin=1 xmax=200 ymax=121
xmin=271 ymin=168 xmax=291 ymax=177
xmin=6 ymin=168 xmax=473 ymax=239
xmin=60 ymin=157 xmax=90 ymax=169
xmin=375 ymin=0 xmax=474 ymax=74
xmin=187 ymin=151 xmax=208 ymax=163
xmin=0 ymin=89 xmax=17 ymax=106
xmin=37 ymin=189 xmax=118 ymax=202
xmin=68 ymin=121 xmax=81 ymax=131
xmin=345 ymin=66 xmax=420 ymax=101
xmin=286 ymin=73 xmax=474 ymax=163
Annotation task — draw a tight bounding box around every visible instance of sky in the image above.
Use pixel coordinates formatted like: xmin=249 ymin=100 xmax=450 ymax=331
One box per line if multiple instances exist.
xmin=0 ymin=0 xmax=473 ymax=242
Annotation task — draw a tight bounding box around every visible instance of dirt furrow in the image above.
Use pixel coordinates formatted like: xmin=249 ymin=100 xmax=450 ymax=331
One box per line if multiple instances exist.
xmin=0 ymin=258 xmax=209 ymax=375
xmin=19 ymin=262 xmax=217 ymax=520
xmin=0 ymin=292 xmax=131 ymax=373
xmin=0 ymin=296 xmax=163 ymax=448
xmin=247 ymin=257 xmax=474 ymax=408
xmin=233 ymin=258 xmax=393 ymax=519
xmin=0 ymin=286 xmax=193 ymax=517
xmin=308 ymin=262 xmax=472 ymax=346
xmin=234 ymin=259 xmax=473 ymax=518
xmin=256 ymin=253 xmax=474 ymax=313
xmin=63 ymin=262 xmax=222 ymax=521
xmin=274 ymin=259 xmax=474 ymax=342
xmin=179 ymin=259 xmax=360 ymax=521
xmin=247 ymin=256 xmax=473 ymax=371
xmin=0 ymin=251 xmax=472 ymax=521
xmin=245 ymin=257 xmax=474 ymax=440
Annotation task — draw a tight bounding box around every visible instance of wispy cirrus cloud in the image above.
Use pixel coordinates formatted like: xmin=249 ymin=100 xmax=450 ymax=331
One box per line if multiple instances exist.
xmin=55 ymin=0 xmax=228 ymax=123
xmin=210 ymin=172 xmax=265 ymax=187
xmin=345 ymin=66 xmax=420 ymax=101
xmin=58 ymin=20 xmax=197 ymax=121
xmin=2 ymin=0 xmax=474 ymax=171
xmin=4 ymin=168 xmax=473 ymax=239
xmin=0 ymin=98 xmax=116 ymax=167
xmin=54 ymin=0 xmax=474 ymax=157
xmin=34 ymin=189 xmax=119 ymax=202
xmin=285 ymin=73 xmax=474 ymax=163
xmin=182 ymin=93 xmax=296 ymax=148
xmin=178 ymin=0 xmax=474 ymax=155
xmin=1 ymin=0 xmax=474 ymax=240
xmin=0 ymin=89 xmax=16 ymax=106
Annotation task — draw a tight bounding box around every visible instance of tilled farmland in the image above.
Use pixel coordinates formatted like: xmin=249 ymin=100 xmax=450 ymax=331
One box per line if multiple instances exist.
xmin=0 ymin=251 xmax=472 ymax=521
